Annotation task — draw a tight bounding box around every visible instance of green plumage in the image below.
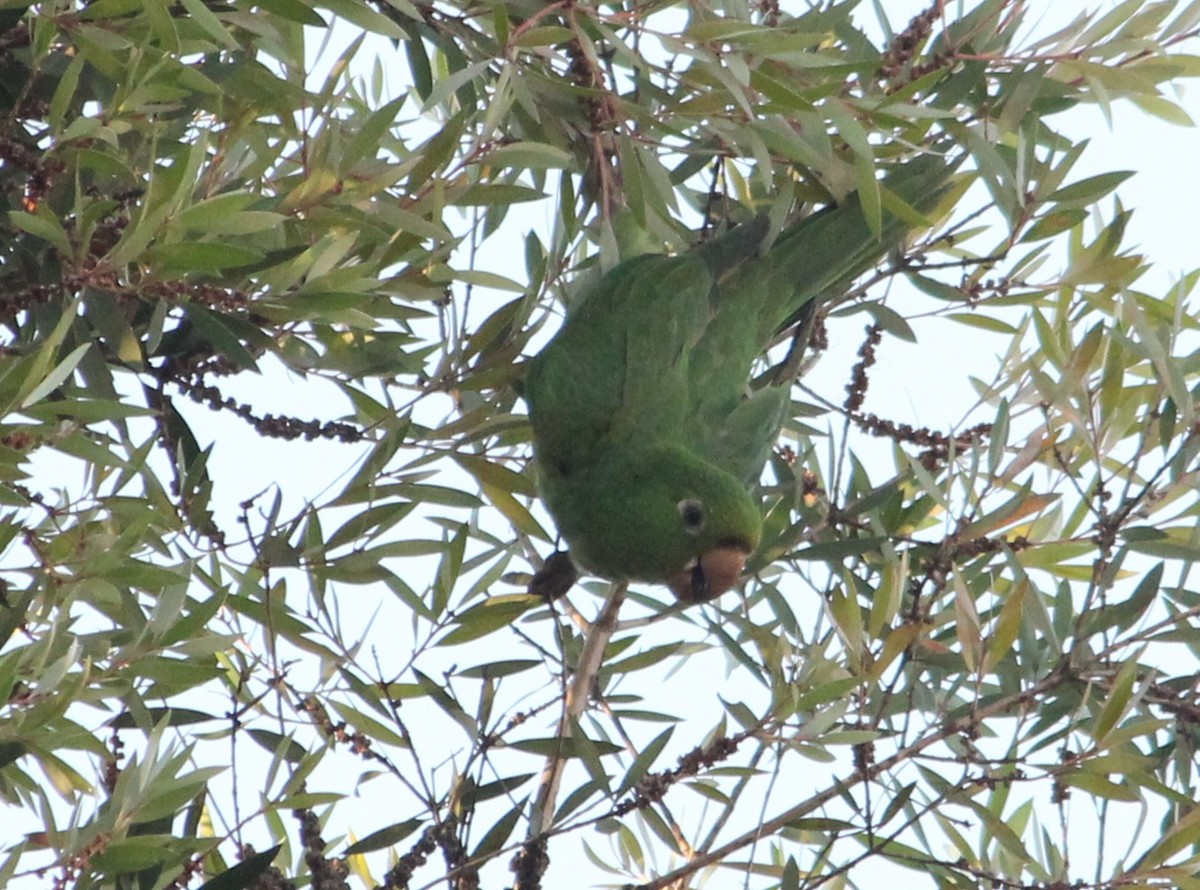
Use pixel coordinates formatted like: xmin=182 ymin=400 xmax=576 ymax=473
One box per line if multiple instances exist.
xmin=525 ymin=151 xmax=957 ymax=599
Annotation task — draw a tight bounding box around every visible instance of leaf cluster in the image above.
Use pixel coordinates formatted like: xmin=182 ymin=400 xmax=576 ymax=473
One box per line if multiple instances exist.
xmin=0 ymin=1 xmax=1198 ymax=888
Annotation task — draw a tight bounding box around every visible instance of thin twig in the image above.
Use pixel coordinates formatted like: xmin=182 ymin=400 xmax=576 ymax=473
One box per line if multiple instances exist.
xmin=529 ymin=581 xmax=628 ymax=837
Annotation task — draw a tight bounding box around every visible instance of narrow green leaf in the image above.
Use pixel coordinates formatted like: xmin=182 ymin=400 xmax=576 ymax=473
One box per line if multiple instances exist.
xmin=7 ymin=210 xmax=73 ymax=256
xmin=960 ymin=491 xmax=1059 ymax=539
xmin=1022 ymin=208 xmax=1086 ymax=242
xmin=509 ymin=737 xmax=623 ymax=757
xmin=453 ymin=184 xmax=546 ymax=206
xmin=414 ymin=670 xmax=476 ymax=738
xmin=512 ymin=26 xmax=574 ymax=46
xmin=179 ymin=0 xmax=239 ymax=47
xmin=983 ymin=581 xmax=1026 ymax=673
xmin=617 ymin=727 xmax=674 ymax=796
xmin=1047 ymin=171 xmax=1134 ymax=205
xmin=21 ymin=343 xmax=91 ymax=409
xmin=1134 ymin=800 xmax=1200 ymax=869
xmin=344 ymin=820 xmax=423 ymax=856
xmin=439 ymin=596 xmax=536 ymax=646
xmin=197 ymin=845 xmax=283 ymax=890
xmin=953 ymin=571 xmax=981 ymax=672
xmin=988 ymin=398 xmax=1009 ymax=477
xmin=485 ymin=142 xmax=573 ymax=170
xmin=405 ymin=37 xmax=433 ymax=100
xmin=470 ymin=803 xmax=523 ymax=860
xmin=146 ymin=241 xmax=265 ymax=274
xmin=1093 ymin=656 xmax=1139 ymax=743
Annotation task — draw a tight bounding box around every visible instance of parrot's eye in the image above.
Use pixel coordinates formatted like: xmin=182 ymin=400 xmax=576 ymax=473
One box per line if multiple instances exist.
xmin=677 ymin=499 xmax=705 ymax=534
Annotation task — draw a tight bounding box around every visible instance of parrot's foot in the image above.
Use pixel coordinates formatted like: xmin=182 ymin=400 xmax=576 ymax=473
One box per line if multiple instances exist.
xmin=528 ymin=551 xmax=579 ymax=601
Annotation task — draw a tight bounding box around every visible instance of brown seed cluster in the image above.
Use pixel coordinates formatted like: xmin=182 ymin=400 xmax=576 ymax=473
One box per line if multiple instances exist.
xmin=170 ymin=373 xmax=366 ymax=443
xmin=757 ymin=0 xmax=781 ymax=27
xmin=0 ymin=134 xmax=66 ymax=212
xmin=853 ymin=412 xmax=993 ymax=470
xmin=841 ymin=322 xmax=994 ymax=467
xmin=297 ymin=807 xmax=351 ymax=890
xmin=0 ymin=276 xmax=88 ymax=324
xmin=381 ymin=818 xmax=472 ymax=890
xmin=614 ymin=731 xmax=748 ymax=815
xmin=508 ymin=837 xmax=549 ymax=890
xmin=844 ymin=322 xmax=883 ymax=413
xmin=876 ymin=2 xmax=947 ymax=85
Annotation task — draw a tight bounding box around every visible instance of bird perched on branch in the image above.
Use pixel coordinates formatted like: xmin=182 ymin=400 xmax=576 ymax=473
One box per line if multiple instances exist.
xmin=524 ymin=148 xmax=957 ymax=602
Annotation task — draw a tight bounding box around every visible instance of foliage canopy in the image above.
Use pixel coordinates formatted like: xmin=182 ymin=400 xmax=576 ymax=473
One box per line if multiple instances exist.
xmin=1 ymin=0 xmax=1199 ymax=888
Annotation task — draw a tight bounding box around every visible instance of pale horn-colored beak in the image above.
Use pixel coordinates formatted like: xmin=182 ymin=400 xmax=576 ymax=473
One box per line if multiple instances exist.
xmin=667 ymin=544 xmax=751 ymax=603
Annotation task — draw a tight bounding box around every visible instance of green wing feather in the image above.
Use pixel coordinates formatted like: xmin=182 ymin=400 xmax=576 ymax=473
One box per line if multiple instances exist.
xmin=684 ymin=150 xmax=959 ymax=479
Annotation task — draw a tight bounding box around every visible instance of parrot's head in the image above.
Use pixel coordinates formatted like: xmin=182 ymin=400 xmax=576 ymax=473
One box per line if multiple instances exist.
xmin=557 ymin=443 xmax=762 ymax=602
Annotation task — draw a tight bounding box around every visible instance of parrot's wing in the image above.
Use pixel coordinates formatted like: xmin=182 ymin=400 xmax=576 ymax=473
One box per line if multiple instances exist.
xmin=525 ymin=256 xmax=658 ymax=478
xmin=685 ymin=149 xmax=960 ymax=479
xmin=608 ymin=218 xmax=785 ymax=457
xmin=703 ymin=386 xmax=791 ymax=483
xmin=525 ymin=249 xmax=726 ymax=478
xmin=768 ymin=149 xmax=960 ymax=332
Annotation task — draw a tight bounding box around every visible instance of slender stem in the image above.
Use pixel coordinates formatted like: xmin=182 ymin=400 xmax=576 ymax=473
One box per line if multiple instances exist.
xmin=529 ymin=581 xmax=628 ymax=837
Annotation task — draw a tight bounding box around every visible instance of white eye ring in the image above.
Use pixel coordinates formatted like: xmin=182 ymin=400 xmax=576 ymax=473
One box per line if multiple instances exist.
xmin=677 ymin=499 xmax=705 ymax=534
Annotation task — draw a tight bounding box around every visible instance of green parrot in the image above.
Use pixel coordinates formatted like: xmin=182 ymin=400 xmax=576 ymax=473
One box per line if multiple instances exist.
xmin=524 ymin=150 xmax=957 ymax=602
